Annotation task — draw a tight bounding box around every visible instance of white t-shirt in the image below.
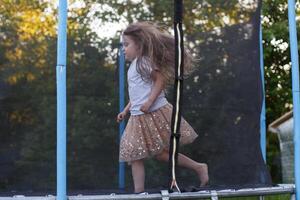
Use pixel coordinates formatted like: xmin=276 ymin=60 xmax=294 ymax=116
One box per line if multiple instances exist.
xmin=128 ymin=58 xmax=168 ymax=115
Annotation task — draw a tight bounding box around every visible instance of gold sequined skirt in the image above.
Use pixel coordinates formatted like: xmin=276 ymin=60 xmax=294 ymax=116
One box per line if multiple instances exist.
xmin=119 ymin=103 xmax=198 ymax=162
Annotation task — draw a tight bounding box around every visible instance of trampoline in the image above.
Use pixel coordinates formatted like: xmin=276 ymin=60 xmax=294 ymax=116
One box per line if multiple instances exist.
xmin=0 ymin=0 xmax=299 ymax=200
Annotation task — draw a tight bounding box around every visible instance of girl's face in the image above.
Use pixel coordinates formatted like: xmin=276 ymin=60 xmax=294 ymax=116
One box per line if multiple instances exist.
xmin=123 ymin=35 xmax=139 ymax=61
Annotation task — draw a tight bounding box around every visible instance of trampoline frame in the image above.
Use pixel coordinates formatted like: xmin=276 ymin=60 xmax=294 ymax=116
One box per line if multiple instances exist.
xmin=57 ymin=0 xmax=300 ymax=200
xmin=0 ymin=184 xmax=296 ymax=200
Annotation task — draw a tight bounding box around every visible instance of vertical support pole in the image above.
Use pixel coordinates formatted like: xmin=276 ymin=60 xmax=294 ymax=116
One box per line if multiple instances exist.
xmin=287 ymin=0 xmax=300 ymax=200
xmin=56 ymin=0 xmax=67 ymax=200
xmin=259 ymin=20 xmax=267 ymax=162
xmin=169 ymin=0 xmax=184 ymax=192
xmin=118 ymin=37 xmax=125 ymax=189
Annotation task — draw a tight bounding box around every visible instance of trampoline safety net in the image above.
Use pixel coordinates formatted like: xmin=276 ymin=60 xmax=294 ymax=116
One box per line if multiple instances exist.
xmin=0 ymin=0 xmax=272 ymax=196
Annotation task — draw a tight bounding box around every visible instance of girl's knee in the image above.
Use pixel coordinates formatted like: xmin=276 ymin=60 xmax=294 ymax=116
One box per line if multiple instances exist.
xmin=155 ymin=150 xmax=168 ymax=161
xmin=155 ymin=153 xmax=163 ymax=160
xmin=131 ymin=159 xmax=144 ymax=165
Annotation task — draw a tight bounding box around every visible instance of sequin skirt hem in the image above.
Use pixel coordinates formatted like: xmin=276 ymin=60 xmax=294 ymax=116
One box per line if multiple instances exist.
xmin=119 ymin=104 xmax=198 ymax=162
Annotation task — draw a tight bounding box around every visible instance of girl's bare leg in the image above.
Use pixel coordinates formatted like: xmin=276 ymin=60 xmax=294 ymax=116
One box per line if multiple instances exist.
xmin=131 ymin=159 xmax=145 ymax=193
xmin=155 ymin=150 xmax=209 ymax=186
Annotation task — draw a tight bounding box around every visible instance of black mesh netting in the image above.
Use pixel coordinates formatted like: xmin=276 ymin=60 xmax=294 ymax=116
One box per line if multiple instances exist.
xmin=0 ymin=0 xmax=271 ymax=195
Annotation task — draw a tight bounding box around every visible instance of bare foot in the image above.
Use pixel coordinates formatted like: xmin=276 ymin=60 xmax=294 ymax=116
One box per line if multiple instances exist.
xmin=196 ymin=163 xmax=209 ymax=186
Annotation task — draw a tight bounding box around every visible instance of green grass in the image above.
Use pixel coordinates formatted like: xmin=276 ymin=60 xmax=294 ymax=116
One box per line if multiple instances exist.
xmin=219 ymin=194 xmax=291 ymax=200
xmin=184 ymin=194 xmax=291 ymax=200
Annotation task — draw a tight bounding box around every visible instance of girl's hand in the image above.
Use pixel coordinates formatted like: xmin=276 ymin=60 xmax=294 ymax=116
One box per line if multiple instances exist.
xmin=117 ymin=111 xmax=128 ymax=123
xmin=140 ymin=101 xmax=152 ymax=113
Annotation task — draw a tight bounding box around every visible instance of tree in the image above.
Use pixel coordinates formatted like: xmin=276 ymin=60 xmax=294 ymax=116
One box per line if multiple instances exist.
xmin=262 ymin=0 xmax=300 ymax=183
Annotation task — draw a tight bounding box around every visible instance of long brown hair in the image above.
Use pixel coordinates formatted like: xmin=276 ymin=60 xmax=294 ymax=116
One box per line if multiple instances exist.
xmin=123 ymin=21 xmax=193 ymax=83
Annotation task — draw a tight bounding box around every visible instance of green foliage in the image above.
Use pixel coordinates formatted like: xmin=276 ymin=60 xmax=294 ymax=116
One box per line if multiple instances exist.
xmin=262 ymin=0 xmax=294 ymax=124
xmin=261 ymin=0 xmax=300 ymax=183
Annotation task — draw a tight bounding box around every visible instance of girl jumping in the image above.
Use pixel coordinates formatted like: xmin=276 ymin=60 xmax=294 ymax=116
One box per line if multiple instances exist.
xmin=117 ymin=21 xmax=209 ymax=194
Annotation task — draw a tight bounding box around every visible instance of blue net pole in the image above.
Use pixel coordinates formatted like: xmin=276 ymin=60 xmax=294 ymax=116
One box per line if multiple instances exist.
xmin=56 ymin=0 xmax=67 ymax=199
xmin=118 ymin=37 xmax=125 ymax=189
xmin=259 ymin=21 xmax=266 ymax=162
xmin=287 ymin=0 xmax=300 ymax=199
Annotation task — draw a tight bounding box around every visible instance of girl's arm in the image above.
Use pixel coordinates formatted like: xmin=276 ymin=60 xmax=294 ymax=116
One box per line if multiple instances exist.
xmin=140 ymin=70 xmax=165 ymax=113
xmin=117 ymin=101 xmax=131 ymax=122
xmin=123 ymin=101 xmax=131 ymax=114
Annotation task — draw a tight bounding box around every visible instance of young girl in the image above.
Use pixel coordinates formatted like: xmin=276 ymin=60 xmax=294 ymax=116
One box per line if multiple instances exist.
xmin=117 ymin=21 xmax=209 ymax=194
